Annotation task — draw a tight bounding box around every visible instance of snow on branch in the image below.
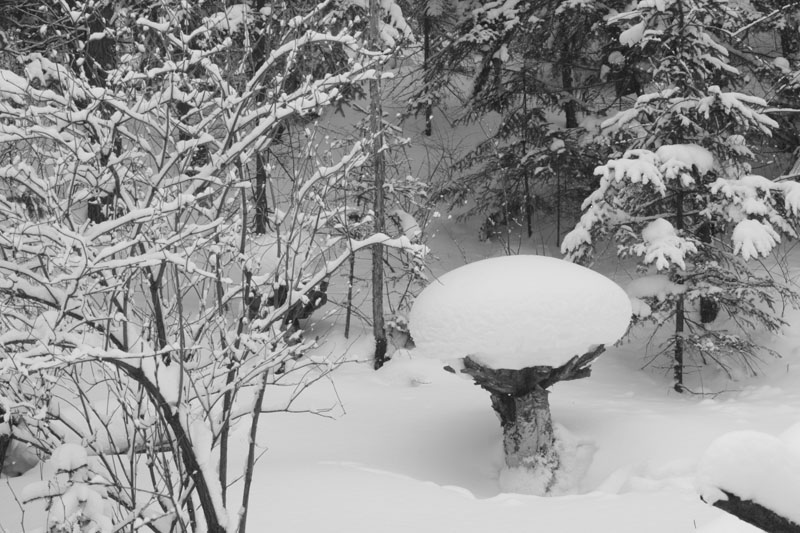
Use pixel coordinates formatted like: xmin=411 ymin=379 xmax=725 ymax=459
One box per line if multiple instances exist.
xmin=632 ymin=218 xmax=697 ymax=270
xmin=564 ymin=143 xmax=800 ymax=265
xmin=732 ymin=219 xmax=781 ymax=260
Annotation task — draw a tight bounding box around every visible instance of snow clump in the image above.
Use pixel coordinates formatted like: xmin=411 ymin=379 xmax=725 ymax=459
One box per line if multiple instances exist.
xmin=409 ymin=255 xmax=632 ymax=370
xmin=626 ymin=274 xmax=686 ymax=317
xmin=655 ymin=144 xmax=715 ymax=175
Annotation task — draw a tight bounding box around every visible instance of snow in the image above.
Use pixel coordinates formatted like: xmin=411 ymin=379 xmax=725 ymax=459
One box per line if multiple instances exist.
xmin=51 ymin=443 xmax=89 ymax=473
xmin=633 ymin=218 xmax=697 ymax=271
xmin=20 ymin=444 xmax=112 ymax=533
xmin=619 ymin=21 xmax=646 ymax=46
xmin=205 ymin=4 xmax=249 ymax=33
xmin=626 ymin=275 xmax=686 ymax=317
xmin=731 ymin=219 xmax=781 ymax=260
xmin=4 ymin=229 xmax=800 ymax=533
xmin=499 ymin=424 xmax=595 ymax=495
xmin=696 ymin=428 xmax=800 ymax=525
xmin=390 ymin=208 xmax=422 ymax=240
xmin=3 ymin=11 xmax=800 ymax=532
xmin=655 ymin=144 xmax=715 ymax=175
xmin=141 ymin=355 xmax=182 ymax=406
xmin=774 ymin=57 xmax=791 ymax=73
xmin=408 ymin=255 xmax=632 ymax=370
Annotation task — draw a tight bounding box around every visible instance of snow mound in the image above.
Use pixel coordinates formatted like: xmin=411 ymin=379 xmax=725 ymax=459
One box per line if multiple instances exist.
xmin=408 ymin=255 xmax=632 ymax=370
xmin=696 ymin=429 xmax=800 ymax=526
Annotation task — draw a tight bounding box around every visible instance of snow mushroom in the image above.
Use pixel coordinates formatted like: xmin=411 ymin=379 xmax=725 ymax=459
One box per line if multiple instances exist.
xmin=409 ymin=255 xmax=632 ymax=493
xmin=409 ymin=255 xmax=632 ymax=369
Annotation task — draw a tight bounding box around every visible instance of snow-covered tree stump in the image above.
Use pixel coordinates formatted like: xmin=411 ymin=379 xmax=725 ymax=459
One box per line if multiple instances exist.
xmin=410 ymin=256 xmax=631 ymax=494
xmin=461 ymin=344 xmax=605 ymax=476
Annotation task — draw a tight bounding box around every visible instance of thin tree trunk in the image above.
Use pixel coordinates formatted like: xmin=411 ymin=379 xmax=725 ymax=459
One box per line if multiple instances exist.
xmin=238 ymin=366 xmax=270 ymax=533
xmin=423 ymin=13 xmax=432 ymax=136
xmin=369 ymin=0 xmax=388 ymax=369
xmin=254 ymin=153 xmax=270 ymax=234
xmin=115 ymin=362 xmax=225 ymax=533
xmin=561 ymin=66 xmax=578 ymax=129
xmin=344 ymin=252 xmax=355 ymax=339
xmin=697 ymin=223 xmax=719 ymax=323
xmin=522 ymin=74 xmax=532 ymax=238
xmin=674 ymin=189 xmax=685 ymax=392
xmin=0 ymin=433 xmax=10 ymax=475
xmin=674 ymin=295 xmax=685 ymax=392
xmin=253 ymin=0 xmax=271 ymax=236
xmin=556 ymin=170 xmax=561 ymax=245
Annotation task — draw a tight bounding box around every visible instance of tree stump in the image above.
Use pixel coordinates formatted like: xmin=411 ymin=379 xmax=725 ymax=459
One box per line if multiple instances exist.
xmin=492 ymin=385 xmax=558 ymax=473
xmin=460 ymin=345 xmax=605 ymax=483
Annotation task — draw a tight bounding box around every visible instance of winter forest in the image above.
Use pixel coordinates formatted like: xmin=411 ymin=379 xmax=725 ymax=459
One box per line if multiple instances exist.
xmin=1 ymin=0 xmax=800 ymax=531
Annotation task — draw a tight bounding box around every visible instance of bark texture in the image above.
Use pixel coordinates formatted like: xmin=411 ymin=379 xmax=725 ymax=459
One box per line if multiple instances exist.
xmin=492 ymin=386 xmax=557 ymax=471
xmin=369 ymin=0 xmax=387 ymax=370
xmin=461 ymin=345 xmax=605 ymax=478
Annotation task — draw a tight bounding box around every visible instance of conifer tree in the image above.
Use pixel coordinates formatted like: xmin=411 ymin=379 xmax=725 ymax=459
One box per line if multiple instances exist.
xmin=562 ymin=0 xmax=800 ymax=391
xmin=419 ymin=0 xmax=626 ymax=243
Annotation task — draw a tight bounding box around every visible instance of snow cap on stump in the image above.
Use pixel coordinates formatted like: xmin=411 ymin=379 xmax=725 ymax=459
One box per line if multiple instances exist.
xmin=409 ymin=255 xmax=632 ymax=370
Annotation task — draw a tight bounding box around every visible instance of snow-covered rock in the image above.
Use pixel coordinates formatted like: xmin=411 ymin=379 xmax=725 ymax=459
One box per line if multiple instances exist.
xmin=408 ymin=255 xmax=632 ymax=370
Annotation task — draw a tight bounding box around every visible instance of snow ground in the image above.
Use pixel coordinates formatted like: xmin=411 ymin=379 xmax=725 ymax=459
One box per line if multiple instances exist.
xmin=3 ymin=105 xmax=800 ymax=533
xmin=243 ymin=338 xmax=798 ymax=532
xmin=246 ymin=219 xmax=800 ymax=532
xmin=3 ymin=218 xmax=799 ymax=533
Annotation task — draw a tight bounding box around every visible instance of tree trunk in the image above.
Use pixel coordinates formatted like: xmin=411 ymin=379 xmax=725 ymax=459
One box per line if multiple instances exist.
xmin=697 ymin=222 xmax=719 ymax=324
xmin=423 ymin=13 xmax=433 ymax=136
xmin=674 ymin=188 xmax=685 ymax=392
xmin=521 ymin=75 xmax=533 ymax=238
xmin=674 ymin=294 xmax=685 ymax=392
xmin=460 ymin=350 xmax=605 ymax=489
xmin=254 ymin=152 xmax=269 ymax=234
xmin=491 ymin=386 xmax=558 ymax=471
xmin=0 ymin=433 xmax=10 ymax=475
xmin=369 ymin=0 xmax=388 ymax=370
xmin=561 ymin=66 xmax=578 ymax=129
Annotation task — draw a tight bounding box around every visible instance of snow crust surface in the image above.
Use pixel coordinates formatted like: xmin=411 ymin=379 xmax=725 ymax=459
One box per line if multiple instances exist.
xmin=409 ymin=255 xmax=632 ymax=369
